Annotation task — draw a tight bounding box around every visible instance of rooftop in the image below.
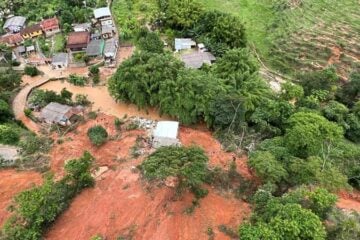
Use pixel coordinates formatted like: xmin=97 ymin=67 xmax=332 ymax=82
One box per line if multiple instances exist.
xmin=104 ymin=38 xmax=117 ymax=55
xmin=94 ymin=7 xmax=111 ymax=19
xmin=20 ymin=24 xmax=42 ymax=35
xmin=3 ymin=16 xmax=26 ymax=29
xmin=86 ymin=39 xmax=104 ymax=56
xmin=153 ymin=121 xmax=179 ymax=139
xmin=67 ymin=31 xmax=90 ymax=46
xmin=40 ymin=17 xmax=59 ymax=29
xmin=0 ymin=33 xmax=23 ymax=45
xmin=52 ymin=52 xmax=68 ymax=63
xmin=101 ymin=25 xmax=115 ymax=34
xmin=175 ymin=38 xmax=196 ymax=51
xmin=180 ymin=51 xmax=216 ymax=69
xmin=40 ymin=102 xmax=72 ymax=123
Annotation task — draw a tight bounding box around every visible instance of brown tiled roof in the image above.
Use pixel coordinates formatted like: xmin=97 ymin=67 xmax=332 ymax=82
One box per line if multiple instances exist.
xmin=40 ymin=17 xmax=59 ymax=30
xmin=67 ymin=31 xmax=90 ymax=46
xmin=0 ymin=33 xmax=23 ymax=45
xmin=20 ymin=24 xmax=42 ymax=35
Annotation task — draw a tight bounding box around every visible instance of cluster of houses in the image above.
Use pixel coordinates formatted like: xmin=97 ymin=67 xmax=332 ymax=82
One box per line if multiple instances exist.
xmin=174 ymin=38 xmax=216 ymax=69
xmin=65 ymin=7 xmax=118 ymax=67
xmin=0 ymin=6 xmax=118 ymax=69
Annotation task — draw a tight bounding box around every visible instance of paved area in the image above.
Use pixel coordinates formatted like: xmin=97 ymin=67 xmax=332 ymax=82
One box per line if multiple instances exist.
xmin=0 ymin=144 xmax=20 ymax=164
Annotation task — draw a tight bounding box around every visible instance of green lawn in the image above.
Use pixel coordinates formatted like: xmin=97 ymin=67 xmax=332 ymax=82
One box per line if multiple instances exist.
xmin=53 ymin=34 xmax=65 ymax=53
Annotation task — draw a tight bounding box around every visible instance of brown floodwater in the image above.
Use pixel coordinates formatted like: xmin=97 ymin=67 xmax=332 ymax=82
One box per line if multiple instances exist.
xmin=38 ymin=80 xmax=166 ymax=120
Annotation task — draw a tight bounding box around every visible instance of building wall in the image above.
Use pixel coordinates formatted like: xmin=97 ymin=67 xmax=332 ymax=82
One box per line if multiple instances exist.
xmin=44 ymin=28 xmax=60 ymax=37
xmin=153 ymin=137 xmax=180 ymax=148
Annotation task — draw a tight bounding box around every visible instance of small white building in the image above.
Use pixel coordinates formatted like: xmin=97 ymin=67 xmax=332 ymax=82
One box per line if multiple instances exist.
xmin=51 ymin=52 xmax=68 ymax=69
xmin=94 ymin=7 xmax=113 ymax=26
xmin=152 ymin=121 xmax=180 ymax=148
xmin=174 ymin=38 xmax=196 ymax=52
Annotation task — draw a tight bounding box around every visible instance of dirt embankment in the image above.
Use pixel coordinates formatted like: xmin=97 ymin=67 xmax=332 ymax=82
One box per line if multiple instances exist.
xmin=44 ymin=114 xmax=251 ymax=239
xmin=0 ymin=170 xmax=42 ymax=227
xmin=337 ymin=190 xmax=360 ymax=212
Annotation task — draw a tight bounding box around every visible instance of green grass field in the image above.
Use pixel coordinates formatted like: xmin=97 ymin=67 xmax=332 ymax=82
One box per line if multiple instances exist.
xmin=112 ymin=0 xmax=360 ymax=76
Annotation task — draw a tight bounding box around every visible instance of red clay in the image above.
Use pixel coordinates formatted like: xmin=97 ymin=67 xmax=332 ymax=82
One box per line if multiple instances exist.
xmin=179 ymin=127 xmax=252 ymax=179
xmin=0 ymin=169 xmax=42 ymax=227
xmin=337 ymin=190 xmax=360 ymax=212
xmin=44 ymin=115 xmax=252 ymax=239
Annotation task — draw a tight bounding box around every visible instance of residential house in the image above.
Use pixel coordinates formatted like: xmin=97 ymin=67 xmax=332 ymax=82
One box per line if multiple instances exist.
xmin=0 ymin=33 xmax=23 ymax=47
xmin=85 ymin=39 xmax=104 ymax=57
xmin=51 ymin=52 xmax=68 ymax=69
xmin=72 ymin=23 xmax=91 ymax=32
xmin=40 ymin=17 xmax=60 ymax=37
xmin=101 ymin=25 xmax=115 ymax=39
xmin=180 ymin=51 xmax=216 ymax=69
xmin=40 ymin=102 xmax=84 ymax=126
xmin=66 ymin=31 xmax=90 ymax=52
xmin=16 ymin=45 xmax=26 ymax=55
xmin=94 ymin=7 xmax=112 ymax=26
xmin=20 ymin=24 xmax=43 ymax=39
xmin=3 ymin=16 xmax=26 ymax=33
xmin=152 ymin=121 xmax=180 ymax=148
xmin=174 ymin=38 xmax=196 ymax=52
xmin=104 ymin=38 xmax=118 ymax=62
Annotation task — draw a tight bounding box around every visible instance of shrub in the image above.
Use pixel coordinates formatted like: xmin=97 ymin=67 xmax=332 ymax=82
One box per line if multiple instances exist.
xmin=24 ymin=65 xmax=39 ymax=76
xmin=89 ymin=65 xmax=99 ymax=75
xmin=87 ymin=125 xmax=108 ymax=146
xmin=141 ymin=146 xmax=208 ymax=196
xmin=0 ymin=124 xmax=20 ymax=145
xmin=75 ymin=94 xmax=91 ymax=106
xmin=114 ymin=117 xmax=124 ymax=130
xmin=68 ymin=74 xmax=87 ymax=86
xmin=24 ymin=108 xmax=32 ymax=117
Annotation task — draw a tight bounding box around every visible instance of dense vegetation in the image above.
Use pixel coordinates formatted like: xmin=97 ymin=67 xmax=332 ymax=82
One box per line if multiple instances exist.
xmin=109 ymin=1 xmax=360 ymax=239
xmin=141 ymin=146 xmax=208 ymax=197
xmin=87 ymin=125 xmax=108 ymax=146
xmin=2 ymin=152 xmax=94 ymax=239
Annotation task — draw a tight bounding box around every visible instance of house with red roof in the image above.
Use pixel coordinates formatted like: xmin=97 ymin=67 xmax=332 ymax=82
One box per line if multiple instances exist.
xmin=66 ymin=31 xmax=90 ymax=52
xmin=40 ymin=17 xmax=60 ymax=37
xmin=0 ymin=33 xmax=23 ymax=47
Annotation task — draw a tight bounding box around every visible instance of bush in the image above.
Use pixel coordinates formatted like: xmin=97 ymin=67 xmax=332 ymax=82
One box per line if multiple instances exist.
xmin=75 ymin=94 xmax=91 ymax=106
xmin=0 ymin=124 xmax=20 ymax=145
xmin=19 ymin=134 xmax=52 ymax=155
xmin=141 ymin=146 xmax=208 ymax=196
xmin=87 ymin=125 xmax=108 ymax=146
xmin=68 ymin=74 xmax=87 ymax=86
xmin=24 ymin=65 xmax=39 ymax=77
xmin=24 ymin=108 xmax=32 ymax=117
xmin=89 ymin=65 xmax=99 ymax=75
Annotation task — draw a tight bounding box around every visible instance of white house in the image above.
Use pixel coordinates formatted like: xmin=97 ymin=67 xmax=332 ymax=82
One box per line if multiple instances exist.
xmin=51 ymin=53 xmax=68 ymax=69
xmin=94 ymin=7 xmax=113 ymax=26
xmin=152 ymin=121 xmax=180 ymax=148
xmin=3 ymin=16 xmax=26 ymax=33
xmin=174 ymin=38 xmax=196 ymax=52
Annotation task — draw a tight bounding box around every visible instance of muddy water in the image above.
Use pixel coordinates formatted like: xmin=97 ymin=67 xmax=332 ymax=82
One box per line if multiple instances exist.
xmin=38 ymin=80 xmax=166 ymax=120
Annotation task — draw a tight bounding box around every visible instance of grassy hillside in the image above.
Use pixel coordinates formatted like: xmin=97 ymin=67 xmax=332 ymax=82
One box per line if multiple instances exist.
xmin=112 ymin=0 xmax=360 ymax=76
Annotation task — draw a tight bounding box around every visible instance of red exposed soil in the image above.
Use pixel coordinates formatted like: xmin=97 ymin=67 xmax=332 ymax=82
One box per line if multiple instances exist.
xmin=0 ymin=170 xmax=42 ymax=227
xmin=337 ymin=190 xmax=360 ymax=212
xmin=327 ymin=46 xmax=341 ymax=66
xmin=43 ymin=114 xmax=252 ymax=239
xmin=179 ymin=127 xmax=252 ymax=179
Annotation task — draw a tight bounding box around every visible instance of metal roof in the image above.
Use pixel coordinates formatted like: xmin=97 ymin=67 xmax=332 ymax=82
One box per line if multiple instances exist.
xmin=101 ymin=25 xmax=115 ymax=34
xmin=94 ymin=7 xmax=111 ymax=19
xmin=175 ymin=38 xmax=196 ymax=51
xmin=104 ymin=38 xmax=117 ymax=56
xmin=86 ymin=39 xmax=104 ymax=56
xmin=180 ymin=51 xmax=216 ymax=69
xmin=40 ymin=102 xmax=72 ymax=123
xmin=3 ymin=16 xmax=26 ymax=29
xmin=52 ymin=52 xmax=68 ymax=64
xmin=153 ymin=121 xmax=179 ymax=139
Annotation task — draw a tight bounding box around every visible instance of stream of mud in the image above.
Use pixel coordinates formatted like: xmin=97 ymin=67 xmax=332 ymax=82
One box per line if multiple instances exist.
xmin=38 ymin=80 xmax=166 ymax=121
